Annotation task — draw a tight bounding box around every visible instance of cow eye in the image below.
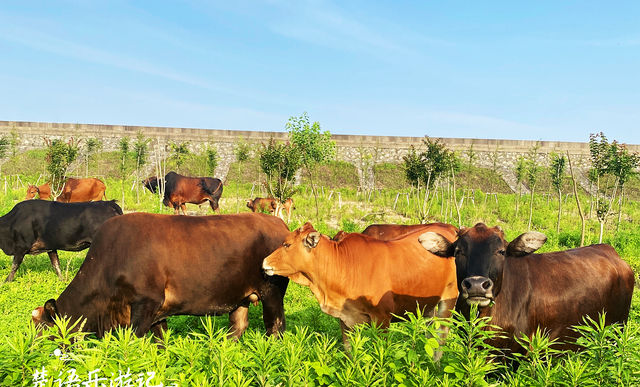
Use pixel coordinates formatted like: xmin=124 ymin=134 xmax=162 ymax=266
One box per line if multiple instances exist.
xmin=498 ymin=249 xmax=506 ymax=256
xmin=283 ymin=243 xmax=291 ymax=249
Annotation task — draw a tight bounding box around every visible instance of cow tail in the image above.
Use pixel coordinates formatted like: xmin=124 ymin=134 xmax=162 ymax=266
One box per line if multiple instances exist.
xmin=199 ymin=179 xmax=222 ymax=196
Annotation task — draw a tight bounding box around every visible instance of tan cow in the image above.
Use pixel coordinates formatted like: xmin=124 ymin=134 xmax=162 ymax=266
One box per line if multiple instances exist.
xmin=25 ymin=183 xmax=52 ymax=200
xmin=262 ymin=222 xmax=458 ymax=353
xmin=55 ymin=178 xmax=107 ymax=202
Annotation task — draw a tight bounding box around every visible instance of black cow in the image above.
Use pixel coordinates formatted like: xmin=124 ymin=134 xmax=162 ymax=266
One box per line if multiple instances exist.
xmin=163 ymin=171 xmax=223 ymax=215
xmin=142 ymin=176 xmax=161 ymax=194
xmin=0 ymin=200 xmax=123 ymax=282
xmin=32 ymin=213 xmax=290 ymax=340
xmin=420 ymin=223 xmax=635 ymax=354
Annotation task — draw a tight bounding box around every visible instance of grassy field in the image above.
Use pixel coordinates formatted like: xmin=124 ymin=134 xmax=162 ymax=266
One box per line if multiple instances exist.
xmin=0 ymin=162 xmax=639 ymax=385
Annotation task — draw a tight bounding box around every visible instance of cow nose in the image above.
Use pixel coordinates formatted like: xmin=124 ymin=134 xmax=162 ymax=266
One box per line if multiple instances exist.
xmin=461 ymin=276 xmax=493 ymax=295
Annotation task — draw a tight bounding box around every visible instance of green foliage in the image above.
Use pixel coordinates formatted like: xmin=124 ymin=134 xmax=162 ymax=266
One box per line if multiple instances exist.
xmin=286 ymin=112 xmax=335 ymax=167
xmin=259 ymin=138 xmax=302 ymax=203
xmin=402 ymin=138 xmax=459 ymax=190
xmin=45 ymin=137 xmax=81 ymax=190
xmin=170 ymin=141 xmax=190 ymax=172
xmin=203 ymin=145 xmax=218 ymax=176
xmin=0 ymin=136 xmax=10 ymax=160
xmin=549 ymin=152 xmax=566 ymax=194
xmin=133 ymin=132 xmax=150 ymax=170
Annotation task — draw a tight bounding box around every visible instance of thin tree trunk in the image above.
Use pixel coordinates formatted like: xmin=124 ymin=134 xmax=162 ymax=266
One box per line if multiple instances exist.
xmin=527 ymin=185 xmax=535 ymax=230
xmin=617 ymin=186 xmax=624 ymax=232
xmin=567 ymin=152 xmax=586 ymax=247
xmin=556 ymin=188 xmax=562 ymax=234
xmin=236 ymin=162 xmax=241 ymax=213
xmin=599 ymin=220 xmax=604 ymax=244
xmin=515 ymin=183 xmax=520 ymax=217
xmin=452 ymin=167 xmax=462 ymax=227
xmin=307 ymin=166 xmax=319 ymax=219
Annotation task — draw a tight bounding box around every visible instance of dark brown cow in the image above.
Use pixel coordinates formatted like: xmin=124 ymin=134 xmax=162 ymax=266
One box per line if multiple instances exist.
xmin=32 ymin=213 xmax=290 ymax=339
xmin=142 ymin=176 xmax=161 ymax=194
xmin=422 ymin=223 xmax=635 ymax=355
xmin=262 ymin=222 xmax=458 ymax=353
xmin=247 ymin=197 xmax=277 ymax=214
xmin=362 ymin=223 xmax=458 ymax=241
xmin=163 ymin=172 xmax=223 ymax=215
xmin=55 ymin=178 xmax=107 ymax=202
xmin=25 ymin=183 xmax=52 ymax=200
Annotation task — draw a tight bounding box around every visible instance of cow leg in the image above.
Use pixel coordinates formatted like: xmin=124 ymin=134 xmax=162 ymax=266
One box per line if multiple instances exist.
xmin=228 ymin=306 xmax=249 ymax=340
xmin=47 ymin=250 xmax=64 ymax=281
xmin=5 ymin=252 xmax=26 ymax=283
xmin=150 ymin=319 xmax=168 ymax=347
xmin=261 ymin=279 xmax=288 ymax=337
xmin=129 ymin=300 xmax=162 ymax=338
xmin=433 ymin=297 xmax=457 ymax=362
xmin=340 ymin=320 xmax=353 ymax=352
xmin=180 ymin=204 xmax=187 ymax=215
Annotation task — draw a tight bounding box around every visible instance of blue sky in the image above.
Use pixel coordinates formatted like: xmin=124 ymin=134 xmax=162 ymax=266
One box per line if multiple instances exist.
xmin=1 ymin=1 xmax=638 ymax=144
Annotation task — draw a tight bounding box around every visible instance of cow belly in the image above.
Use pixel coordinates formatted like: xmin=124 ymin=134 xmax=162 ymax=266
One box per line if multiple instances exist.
xmin=155 ymin=284 xmax=259 ymax=320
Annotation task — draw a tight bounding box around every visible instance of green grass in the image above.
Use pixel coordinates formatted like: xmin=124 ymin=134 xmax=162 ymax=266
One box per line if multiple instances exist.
xmin=0 ymin=164 xmax=639 ymax=386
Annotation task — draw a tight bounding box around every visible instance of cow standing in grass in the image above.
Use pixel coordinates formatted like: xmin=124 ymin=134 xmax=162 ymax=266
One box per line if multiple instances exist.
xmin=420 ymin=223 xmax=635 ymax=354
xmin=0 ymin=200 xmax=122 ymax=282
xmin=163 ymin=172 xmax=223 ymax=215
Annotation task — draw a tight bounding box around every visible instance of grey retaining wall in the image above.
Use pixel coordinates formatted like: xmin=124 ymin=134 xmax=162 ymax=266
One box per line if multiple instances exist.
xmin=2 ymin=121 xmax=637 ymax=193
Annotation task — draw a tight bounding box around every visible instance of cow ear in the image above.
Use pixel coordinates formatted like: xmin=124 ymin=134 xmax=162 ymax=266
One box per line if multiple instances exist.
xmin=418 ymin=232 xmax=452 ymax=257
xmin=43 ymin=299 xmax=58 ymax=322
xmin=507 ymin=232 xmax=547 ymax=257
xmin=304 ymin=232 xmax=321 ymax=250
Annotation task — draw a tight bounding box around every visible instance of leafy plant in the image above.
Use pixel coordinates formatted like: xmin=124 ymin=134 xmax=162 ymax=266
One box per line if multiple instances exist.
xmin=287 ymin=112 xmax=336 ymax=218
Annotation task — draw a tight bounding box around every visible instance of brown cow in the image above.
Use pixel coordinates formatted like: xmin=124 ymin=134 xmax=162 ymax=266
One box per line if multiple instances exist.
xmin=55 ymin=178 xmax=107 ymax=202
xmin=32 ymin=213 xmax=290 ymax=340
xmin=262 ymin=222 xmax=458 ymax=353
xmin=422 ymin=223 xmax=636 ymax=355
xmin=25 ymin=183 xmax=52 ymax=200
xmin=362 ymin=223 xmax=458 ymax=241
xmin=247 ymin=197 xmax=277 ymax=214
xmin=163 ymin=172 xmax=223 ymax=215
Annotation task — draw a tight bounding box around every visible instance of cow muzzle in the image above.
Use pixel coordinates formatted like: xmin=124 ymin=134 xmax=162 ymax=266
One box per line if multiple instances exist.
xmin=262 ymin=261 xmax=275 ymax=276
xmin=460 ymin=276 xmax=494 ymax=307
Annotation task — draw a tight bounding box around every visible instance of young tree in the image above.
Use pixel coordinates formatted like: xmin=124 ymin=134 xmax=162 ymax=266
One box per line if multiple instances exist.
xmin=119 ymin=137 xmax=131 ymax=209
xmin=607 ymin=141 xmax=640 ymax=231
xmin=589 ymin=133 xmax=613 ymax=243
xmin=287 ymin=112 xmax=336 ymax=218
xmin=549 ymin=152 xmax=567 ymax=234
xmin=133 ymin=132 xmax=151 ymax=204
xmin=203 ymin=145 xmax=219 ymax=177
xmin=525 ymin=141 xmax=541 ymax=230
xmin=233 ymin=138 xmax=251 ymax=212
xmin=170 ymin=141 xmax=190 ymax=173
xmin=514 ymin=156 xmax=526 ymax=216
xmin=0 ymin=135 xmax=10 ymax=178
xmin=259 ymin=138 xmax=302 ymax=217
xmin=84 ymin=137 xmax=103 ymax=177
xmin=45 ymin=137 xmax=81 ymax=194
xmin=402 ymin=138 xmax=458 ymax=222
xmin=567 ymin=152 xmax=586 ymax=246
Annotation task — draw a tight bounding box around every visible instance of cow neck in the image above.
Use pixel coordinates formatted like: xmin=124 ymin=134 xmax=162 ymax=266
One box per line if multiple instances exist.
xmin=306 ymin=237 xmax=361 ymax=318
xmin=55 ymin=260 xmax=103 ymax=335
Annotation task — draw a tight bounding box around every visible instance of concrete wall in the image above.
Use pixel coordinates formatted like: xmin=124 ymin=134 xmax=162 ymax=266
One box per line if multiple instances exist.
xmin=2 ymin=120 xmax=636 ymax=192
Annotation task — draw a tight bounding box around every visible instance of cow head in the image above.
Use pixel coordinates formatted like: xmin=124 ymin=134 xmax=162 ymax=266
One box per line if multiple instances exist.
xmin=419 ymin=223 xmax=546 ymax=310
xmin=246 ymin=199 xmax=255 ymax=211
xmin=31 ymin=299 xmax=59 ymax=329
xmin=25 ymin=184 xmax=39 ymax=200
xmin=262 ymin=222 xmax=322 ymax=285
